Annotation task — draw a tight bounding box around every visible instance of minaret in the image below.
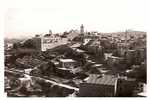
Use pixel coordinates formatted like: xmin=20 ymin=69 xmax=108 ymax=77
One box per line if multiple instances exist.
xmin=80 ymin=24 xmax=84 ymax=34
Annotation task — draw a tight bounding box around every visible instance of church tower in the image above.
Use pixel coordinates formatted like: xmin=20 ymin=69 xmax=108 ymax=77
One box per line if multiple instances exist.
xmin=80 ymin=24 xmax=84 ymax=34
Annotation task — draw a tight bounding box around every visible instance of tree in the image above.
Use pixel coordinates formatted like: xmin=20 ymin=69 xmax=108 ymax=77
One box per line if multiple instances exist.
xmin=13 ymin=42 xmax=22 ymax=49
xmin=22 ymin=39 xmax=36 ymax=49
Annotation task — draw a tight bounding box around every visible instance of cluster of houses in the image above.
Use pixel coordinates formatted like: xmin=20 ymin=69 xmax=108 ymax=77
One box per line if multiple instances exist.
xmin=5 ymin=25 xmax=147 ymax=97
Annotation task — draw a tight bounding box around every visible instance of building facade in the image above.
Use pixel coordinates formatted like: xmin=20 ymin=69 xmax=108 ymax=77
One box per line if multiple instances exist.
xmin=79 ymin=74 xmax=118 ymax=97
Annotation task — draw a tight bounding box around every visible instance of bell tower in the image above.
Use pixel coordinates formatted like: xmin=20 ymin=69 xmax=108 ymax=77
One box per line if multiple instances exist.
xmin=80 ymin=24 xmax=84 ymax=34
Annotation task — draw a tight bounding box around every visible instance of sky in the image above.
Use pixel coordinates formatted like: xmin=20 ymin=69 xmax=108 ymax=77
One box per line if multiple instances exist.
xmin=4 ymin=0 xmax=150 ymax=38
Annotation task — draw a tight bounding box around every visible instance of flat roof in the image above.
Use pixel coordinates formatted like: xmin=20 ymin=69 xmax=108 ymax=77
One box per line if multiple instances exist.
xmin=87 ymin=60 xmax=95 ymax=63
xmin=87 ymin=74 xmax=117 ymax=86
xmin=59 ymin=59 xmax=76 ymax=62
xmin=57 ymin=67 xmax=71 ymax=70
xmin=93 ymin=64 xmax=103 ymax=67
xmin=128 ymin=50 xmax=136 ymax=52
xmin=108 ymin=56 xmax=124 ymax=59
xmin=76 ymin=49 xmax=85 ymax=53
xmin=72 ymin=48 xmax=85 ymax=53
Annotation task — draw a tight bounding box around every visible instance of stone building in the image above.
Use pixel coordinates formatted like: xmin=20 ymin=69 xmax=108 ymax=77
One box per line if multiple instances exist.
xmin=79 ymin=74 xmax=118 ymax=97
xmin=59 ymin=59 xmax=77 ymax=68
xmin=79 ymin=74 xmax=137 ymax=97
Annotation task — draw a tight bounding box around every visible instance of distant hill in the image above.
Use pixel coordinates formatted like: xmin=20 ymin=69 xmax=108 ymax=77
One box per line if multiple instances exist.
xmin=4 ymin=38 xmax=23 ymax=44
xmin=4 ymin=37 xmax=29 ymax=44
